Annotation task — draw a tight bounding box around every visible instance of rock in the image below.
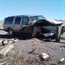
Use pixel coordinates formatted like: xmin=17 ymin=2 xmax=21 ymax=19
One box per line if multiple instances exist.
xmin=1 ymin=40 xmax=5 ymax=46
xmin=61 ymin=45 xmax=65 ymax=48
xmin=13 ymin=39 xmax=18 ymax=43
xmin=0 ymin=62 xmax=6 ymax=65
xmin=0 ymin=39 xmax=3 ymax=43
xmin=9 ymin=40 xmax=12 ymax=43
xmin=0 ymin=39 xmax=5 ymax=46
xmin=0 ymin=40 xmax=3 ymax=45
xmin=28 ymin=48 xmax=36 ymax=54
xmin=42 ymin=53 xmax=49 ymax=60
xmin=1 ymin=40 xmax=8 ymax=46
xmin=60 ymin=58 xmax=65 ymax=62
xmin=3 ymin=40 xmax=8 ymax=45
xmin=10 ymin=39 xmax=14 ymax=41
xmin=0 ymin=39 xmax=8 ymax=46
xmin=0 ymin=44 xmax=14 ymax=56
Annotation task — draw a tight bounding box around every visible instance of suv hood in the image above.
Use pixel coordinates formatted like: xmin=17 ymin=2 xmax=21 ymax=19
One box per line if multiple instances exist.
xmin=46 ymin=19 xmax=63 ymax=24
xmin=34 ymin=19 xmax=63 ymax=26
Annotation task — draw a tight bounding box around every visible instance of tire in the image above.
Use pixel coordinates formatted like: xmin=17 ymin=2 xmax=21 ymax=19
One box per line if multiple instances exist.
xmin=8 ymin=29 xmax=13 ymax=36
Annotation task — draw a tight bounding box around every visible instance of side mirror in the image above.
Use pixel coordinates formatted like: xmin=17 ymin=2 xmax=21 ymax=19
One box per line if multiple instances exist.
xmin=26 ymin=23 xmax=30 ymax=25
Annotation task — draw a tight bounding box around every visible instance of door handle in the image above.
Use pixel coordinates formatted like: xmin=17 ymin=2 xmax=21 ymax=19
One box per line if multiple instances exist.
xmin=13 ymin=25 xmax=15 ymax=27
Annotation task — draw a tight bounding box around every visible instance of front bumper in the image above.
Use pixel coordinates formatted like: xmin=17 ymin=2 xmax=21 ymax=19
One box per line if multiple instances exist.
xmin=39 ymin=32 xmax=55 ymax=37
xmin=43 ymin=32 xmax=55 ymax=37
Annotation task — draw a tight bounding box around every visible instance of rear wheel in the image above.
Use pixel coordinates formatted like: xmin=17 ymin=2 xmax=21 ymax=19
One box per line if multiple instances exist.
xmin=8 ymin=29 xmax=13 ymax=36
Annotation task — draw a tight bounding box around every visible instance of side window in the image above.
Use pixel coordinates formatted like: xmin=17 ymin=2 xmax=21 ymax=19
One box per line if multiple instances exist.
xmin=4 ymin=17 xmax=14 ymax=24
xmin=22 ymin=17 xmax=30 ymax=25
xmin=14 ymin=17 xmax=21 ymax=25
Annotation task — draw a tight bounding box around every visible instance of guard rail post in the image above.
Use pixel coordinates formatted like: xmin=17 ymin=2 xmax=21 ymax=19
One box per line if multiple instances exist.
xmin=55 ymin=26 xmax=62 ymax=42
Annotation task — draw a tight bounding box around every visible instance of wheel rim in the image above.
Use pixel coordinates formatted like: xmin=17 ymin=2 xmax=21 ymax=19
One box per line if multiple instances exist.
xmin=9 ymin=30 xmax=12 ymax=35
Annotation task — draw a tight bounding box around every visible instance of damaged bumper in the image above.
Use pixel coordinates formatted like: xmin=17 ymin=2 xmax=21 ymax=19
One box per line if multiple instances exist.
xmin=39 ymin=32 xmax=55 ymax=37
xmin=43 ymin=32 xmax=55 ymax=37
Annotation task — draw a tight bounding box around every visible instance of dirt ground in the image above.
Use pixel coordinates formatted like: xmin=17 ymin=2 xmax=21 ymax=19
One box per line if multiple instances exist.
xmin=0 ymin=30 xmax=65 ymax=65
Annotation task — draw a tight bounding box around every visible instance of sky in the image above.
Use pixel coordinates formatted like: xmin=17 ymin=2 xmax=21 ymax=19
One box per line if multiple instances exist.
xmin=0 ymin=0 xmax=65 ymax=20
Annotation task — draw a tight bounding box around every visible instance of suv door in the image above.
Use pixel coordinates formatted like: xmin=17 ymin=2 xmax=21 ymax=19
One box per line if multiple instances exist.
xmin=3 ymin=17 xmax=14 ymax=31
xmin=13 ymin=16 xmax=22 ymax=32
xmin=21 ymin=16 xmax=33 ymax=33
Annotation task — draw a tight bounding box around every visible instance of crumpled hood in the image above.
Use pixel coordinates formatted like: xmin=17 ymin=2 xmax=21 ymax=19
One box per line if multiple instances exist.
xmin=46 ymin=19 xmax=63 ymax=24
xmin=33 ymin=19 xmax=63 ymax=26
xmin=34 ymin=19 xmax=63 ymax=26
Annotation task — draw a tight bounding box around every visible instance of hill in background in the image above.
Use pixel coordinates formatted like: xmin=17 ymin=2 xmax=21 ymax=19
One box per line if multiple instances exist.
xmin=56 ymin=20 xmax=65 ymax=25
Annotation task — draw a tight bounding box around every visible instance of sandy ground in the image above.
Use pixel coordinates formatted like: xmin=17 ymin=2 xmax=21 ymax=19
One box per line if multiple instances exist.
xmin=0 ymin=30 xmax=65 ymax=59
xmin=14 ymin=38 xmax=65 ymax=60
xmin=0 ymin=30 xmax=65 ymax=65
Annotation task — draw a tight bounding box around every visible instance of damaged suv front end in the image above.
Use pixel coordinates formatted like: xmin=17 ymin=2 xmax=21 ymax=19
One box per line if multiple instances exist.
xmin=29 ymin=15 xmax=63 ymax=37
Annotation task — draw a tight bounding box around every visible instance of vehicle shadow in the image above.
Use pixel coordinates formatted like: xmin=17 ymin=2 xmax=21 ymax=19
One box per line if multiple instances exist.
xmin=17 ymin=33 xmax=33 ymax=40
xmin=0 ymin=34 xmax=14 ymax=39
xmin=0 ymin=33 xmax=50 ymax=40
xmin=60 ymin=37 xmax=65 ymax=40
xmin=0 ymin=33 xmax=32 ymax=40
xmin=0 ymin=33 xmax=65 ymax=44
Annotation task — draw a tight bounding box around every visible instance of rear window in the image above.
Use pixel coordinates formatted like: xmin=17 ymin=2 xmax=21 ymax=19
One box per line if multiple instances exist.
xmin=4 ymin=17 xmax=14 ymax=24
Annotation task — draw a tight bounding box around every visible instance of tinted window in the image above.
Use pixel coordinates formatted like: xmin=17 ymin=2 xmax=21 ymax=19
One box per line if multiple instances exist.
xmin=30 ymin=15 xmax=46 ymax=23
xmin=22 ymin=17 xmax=30 ymax=25
xmin=4 ymin=17 xmax=14 ymax=24
xmin=15 ymin=17 xmax=21 ymax=24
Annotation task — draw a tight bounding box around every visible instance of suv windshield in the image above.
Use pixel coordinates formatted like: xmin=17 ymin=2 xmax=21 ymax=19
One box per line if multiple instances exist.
xmin=30 ymin=15 xmax=46 ymax=23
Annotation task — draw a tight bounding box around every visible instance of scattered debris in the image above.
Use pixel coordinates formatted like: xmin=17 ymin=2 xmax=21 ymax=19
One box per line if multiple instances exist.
xmin=2 ymin=40 xmax=8 ymax=45
xmin=61 ymin=45 xmax=65 ymax=48
xmin=38 ymin=55 xmax=44 ymax=61
xmin=1 ymin=40 xmax=5 ymax=46
xmin=0 ymin=62 xmax=6 ymax=65
xmin=28 ymin=48 xmax=36 ymax=54
xmin=0 ymin=39 xmax=3 ymax=46
xmin=0 ymin=44 xmax=14 ymax=56
xmin=0 ymin=39 xmax=8 ymax=46
xmin=12 ymin=39 xmax=18 ymax=43
xmin=8 ymin=38 xmax=18 ymax=44
xmin=42 ymin=53 xmax=49 ymax=60
xmin=4 ymin=40 xmax=8 ymax=44
xmin=8 ymin=40 xmax=13 ymax=43
xmin=1 ymin=38 xmax=18 ymax=45
xmin=60 ymin=58 xmax=65 ymax=62
xmin=0 ymin=39 xmax=3 ymax=43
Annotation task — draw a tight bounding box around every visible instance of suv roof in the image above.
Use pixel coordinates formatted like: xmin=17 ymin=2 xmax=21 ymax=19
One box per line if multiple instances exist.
xmin=5 ymin=14 xmax=42 ymax=18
